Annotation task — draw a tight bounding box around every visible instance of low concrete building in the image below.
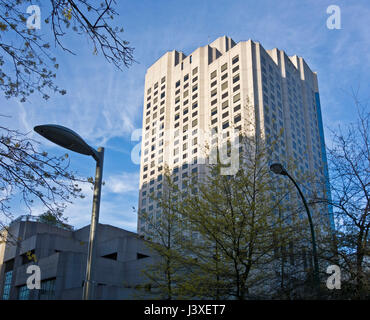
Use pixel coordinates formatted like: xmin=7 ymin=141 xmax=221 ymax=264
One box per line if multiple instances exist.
xmin=0 ymin=215 xmax=154 ymax=300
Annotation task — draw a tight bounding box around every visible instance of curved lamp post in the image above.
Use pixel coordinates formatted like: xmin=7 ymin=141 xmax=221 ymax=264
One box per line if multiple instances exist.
xmin=34 ymin=124 xmax=104 ymax=300
xmin=270 ymin=163 xmax=320 ymax=294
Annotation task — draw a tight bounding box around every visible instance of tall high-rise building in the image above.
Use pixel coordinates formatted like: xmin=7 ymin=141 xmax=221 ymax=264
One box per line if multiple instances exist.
xmin=137 ymin=36 xmax=333 ymax=235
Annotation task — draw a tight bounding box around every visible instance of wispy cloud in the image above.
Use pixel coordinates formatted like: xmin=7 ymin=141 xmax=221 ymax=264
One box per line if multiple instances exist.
xmin=104 ymin=171 xmax=140 ymax=194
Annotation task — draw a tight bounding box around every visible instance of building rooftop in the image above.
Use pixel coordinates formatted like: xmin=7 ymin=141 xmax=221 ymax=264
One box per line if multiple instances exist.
xmin=10 ymin=215 xmax=74 ymax=231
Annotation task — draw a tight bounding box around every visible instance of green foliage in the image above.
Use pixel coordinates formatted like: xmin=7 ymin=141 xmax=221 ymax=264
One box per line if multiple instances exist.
xmin=139 ymin=126 xmax=309 ymax=299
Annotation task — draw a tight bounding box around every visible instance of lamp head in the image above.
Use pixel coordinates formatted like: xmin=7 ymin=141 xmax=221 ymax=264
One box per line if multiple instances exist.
xmin=270 ymin=163 xmax=288 ymax=176
xmin=34 ymin=124 xmax=96 ymax=157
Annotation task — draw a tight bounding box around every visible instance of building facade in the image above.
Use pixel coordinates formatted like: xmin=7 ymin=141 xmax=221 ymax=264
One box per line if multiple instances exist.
xmin=137 ymin=36 xmax=333 ymax=234
xmin=0 ymin=216 xmax=154 ymax=300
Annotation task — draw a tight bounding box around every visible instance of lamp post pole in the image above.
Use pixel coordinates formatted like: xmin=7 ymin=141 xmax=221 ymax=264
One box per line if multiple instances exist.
xmin=33 ymin=125 xmax=105 ymax=300
xmin=270 ymin=163 xmax=320 ymax=296
xmin=82 ymin=147 xmax=104 ymax=300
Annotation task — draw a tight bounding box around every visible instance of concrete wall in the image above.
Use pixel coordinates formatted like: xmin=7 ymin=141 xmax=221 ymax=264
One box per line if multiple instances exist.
xmin=0 ymin=220 xmax=156 ymax=300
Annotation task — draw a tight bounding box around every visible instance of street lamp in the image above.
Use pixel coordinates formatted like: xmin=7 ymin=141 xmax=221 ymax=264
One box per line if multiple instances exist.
xmin=270 ymin=163 xmax=320 ymax=295
xmin=34 ymin=124 xmax=104 ymax=300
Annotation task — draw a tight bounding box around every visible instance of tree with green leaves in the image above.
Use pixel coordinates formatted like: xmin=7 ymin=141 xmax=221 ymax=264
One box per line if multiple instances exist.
xmin=138 ymin=166 xmax=187 ymax=300
xmin=140 ymin=119 xmax=312 ymax=299
xmin=177 ymin=129 xmax=306 ymax=300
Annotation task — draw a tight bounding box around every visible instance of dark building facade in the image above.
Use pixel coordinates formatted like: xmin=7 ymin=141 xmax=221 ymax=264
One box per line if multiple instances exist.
xmin=0 ymin=215 xmax=154 ymax=300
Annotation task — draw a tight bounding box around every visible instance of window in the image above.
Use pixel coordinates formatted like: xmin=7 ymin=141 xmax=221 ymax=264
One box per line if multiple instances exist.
xmin=211 ymin=107 xmax=217 ymax=116
xmin=234 ymin=114 xmax=241 ymax=123
xmin=233 ymin=84 xmax=240 ymax=93
xmin=211 ymin=99 xmax=217 ymax=106
xmin=234 ymin=104 xmax=241 ymax=112
xmin=175 ymin=80 xmax=180 ymax=88
xmin=232 ymin=55 xmax=239 ymax=64
xmin=161 ymin=76 xmax=166 ymax=84
xmin=211 ymin=89 xmax=217 ymax=97
xmin=210 ymin=70 xmax=217 ymax=79
xmin=18 ymin=285 xmax=29 ymax=300
xmin=221 ymin=73 xmax=228 ymax=81
xmin=232 ymin=65 xmax=239 ymax=73
xmin=192 ymin=67 xmax=198 ymax=75
xmin=233 ymin=93 xmax=240 ymax=103
xmin=2 ymin=270 xmax=13 ymax=300
xmin=233 ymin=74 xmax=240 ymax=83
xmin=184 ymin=74 xmax=189 ymax=82
xmin=222 ymin=121 xmax=229 ymax=129
xmin=222 ymin=111 xmax=229 ymax=119
xmin=221 ymin=63 xmax=228 ymax=72
xmin=221 ymin=82 xmax=228 ymax=91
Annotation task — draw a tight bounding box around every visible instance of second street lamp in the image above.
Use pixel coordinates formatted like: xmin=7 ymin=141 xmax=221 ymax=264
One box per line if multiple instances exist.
xmin=34 ymin=124 xmax=104 ymax=300
xmin=270 ymin=163 xmax=320 ymax=295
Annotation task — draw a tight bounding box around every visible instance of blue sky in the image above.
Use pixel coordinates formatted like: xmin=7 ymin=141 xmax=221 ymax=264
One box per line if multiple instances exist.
xmin=1 ymin=0 xmax=369 ymax=232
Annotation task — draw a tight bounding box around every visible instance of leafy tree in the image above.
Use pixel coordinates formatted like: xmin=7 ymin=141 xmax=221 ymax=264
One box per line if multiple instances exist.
xmin=176 ymin=130 xmax=305 ymax=300
xmin=140 ymin=118 xmax=313 ymax=299
xmin=139 ymin=166 xmax=186 ymax=300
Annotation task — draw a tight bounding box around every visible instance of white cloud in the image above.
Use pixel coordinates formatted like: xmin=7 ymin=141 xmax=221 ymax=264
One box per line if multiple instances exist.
xmin=104 ymin=171 xmax=140 ymax=194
